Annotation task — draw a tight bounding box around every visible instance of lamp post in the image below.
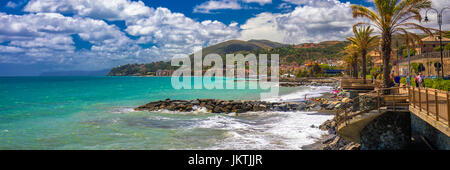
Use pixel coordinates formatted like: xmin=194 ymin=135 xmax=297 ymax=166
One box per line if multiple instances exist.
xmin=425 ymin=7 xmax=450 ymax=79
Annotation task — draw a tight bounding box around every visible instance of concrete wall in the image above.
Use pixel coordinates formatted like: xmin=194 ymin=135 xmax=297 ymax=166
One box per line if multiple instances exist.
xmin=411 ymin=113 xmax=450 ymax=150
xmin=360 ymin=111 xmax=411 ymax=150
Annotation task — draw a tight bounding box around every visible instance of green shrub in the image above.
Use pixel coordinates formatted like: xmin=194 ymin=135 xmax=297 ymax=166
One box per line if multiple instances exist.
xmin=431 ymin=79 xmax=450 ymax=91
xmin=421 ymin=79 xmax=450 ymax=91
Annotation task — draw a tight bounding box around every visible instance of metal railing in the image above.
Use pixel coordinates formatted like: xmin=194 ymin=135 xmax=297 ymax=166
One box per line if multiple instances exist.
xmin=335 ymin=87 xmax=409 ymax=126
xmin=409 ymin=86 xmax=450 ymax=127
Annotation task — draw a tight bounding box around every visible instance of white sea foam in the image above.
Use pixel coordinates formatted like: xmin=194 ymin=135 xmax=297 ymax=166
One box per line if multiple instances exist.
xmin=130 ymin=85 xmax=335 ymax=150
xmin=196 ymin=86 xmax=335 ymax=150
xmin=264 ymin=111 xmax=332 ymax=149
xmin=198 ymin=111 xmax=333 ymax=150
xmin=263 ymin=86 xmax=333 ymax=102
xmin=109 ymin=107 xmax=137 ymax=114
xmin=193 ymin=115 xmax=253 ymax=130
xmin=151 ymin=106 xmax=210 ymax=115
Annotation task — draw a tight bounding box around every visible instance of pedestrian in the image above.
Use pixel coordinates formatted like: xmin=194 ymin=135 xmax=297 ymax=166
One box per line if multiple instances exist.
xmin=389 ymin=71 xmax=395 ymax=87
xmin=415 ymin=74 xmax=419 ymax=88
xmin=418 ymin=73 xmax=423 ymax=87
xmin=406 ymin=75 xmax=410 ymax=86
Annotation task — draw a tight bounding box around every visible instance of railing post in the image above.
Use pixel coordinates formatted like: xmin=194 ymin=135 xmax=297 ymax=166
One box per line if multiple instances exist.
xmin=419 ymin=87 xmax=422 ymax=111
xmin=412 ymin=86 xmax=416 ymax=108
xmin=426 ymin=88 xmax=429 ymax=116
xmin=377 ymin=90 xmax=381 ymax=114
xmin=408 ymin=86 xmax=411 ymax=104
xmin=393 ymin=89 xmax=396 ymax=111
xmin=435 ymin=90 xmax=439 ymax=122
xmin=447 ymin=92 xmax=450 ymax=127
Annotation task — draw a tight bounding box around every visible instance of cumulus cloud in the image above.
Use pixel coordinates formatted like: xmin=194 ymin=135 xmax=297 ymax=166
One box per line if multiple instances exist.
xmin=282 ymin=0 xmax=341 ymax=7
xmin=193 ymin=0 xmax=272 ymax=13
xmin=0 ymin=0 xmax=241 ymax=71
xmin=126 ymin=7 xmax=240 ymax=59
xmin=278 ymin=3 xmax=293 ymax=12
xmin=0 ymin=12 xmax=138 ymax=66
xmin=24 ymin=0 xmax=153 ymax=21
xmin=242 ymin=0 xmax=272 ymax=5
xmin=193 ymin=0 xmax=243 ymax=13
xmin=240 ymin=13 xmax=287 ymax=43
xmin=241 ymin=0 xmax=356 ymax=44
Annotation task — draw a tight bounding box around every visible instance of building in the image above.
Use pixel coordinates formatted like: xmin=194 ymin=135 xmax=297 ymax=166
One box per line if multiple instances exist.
xmin=416 ymin=35 xmax=450 ymax=54
xmin=369 ymin=50 xmax=382 ymax=66
xmin=156 ymin=69 xmax=173 ymax=77
xmin=280 ymin=61 xmax=301 ymax=74
xmin=369 ymin=50 xmax=398 ymax=67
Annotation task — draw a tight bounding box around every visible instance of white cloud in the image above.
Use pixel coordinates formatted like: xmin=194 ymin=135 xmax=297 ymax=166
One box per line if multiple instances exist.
xmin=278 ymin=3 xmax=293 ymax=12
xmin=0 ymin=12 xmax=138 ymax=67
xmin=193 ymin=0 xmax=272 ymax=13
xmin=282 ymin=0 xmax=341 ymax=7
xmin=240 ymin=13 xmax=287 ymax=43
xmin=242 ymin=0 xmax=272 ymax=5
xmin=24 ymin=0 xmax=153 ymax=21
xmin=193 ymin=0 xmax=242 ymax=14
xmin=6 ymin=1 xmax=19 ymax=8
xmin=241 ymin=0 xmax=355 ymax=44
xmin=1 ymin=0 xmax=241 ymax=71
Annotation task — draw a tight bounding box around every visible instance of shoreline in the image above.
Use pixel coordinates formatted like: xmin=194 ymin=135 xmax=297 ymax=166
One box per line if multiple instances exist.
xmin=134 ymin=77 xmax=352 ymax=150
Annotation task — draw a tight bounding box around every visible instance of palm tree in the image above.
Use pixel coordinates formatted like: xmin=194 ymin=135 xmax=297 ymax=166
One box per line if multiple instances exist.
xmin=351 ymin=0 xmax=432 ymax=88
xmin=343 ymin=44 xmax=360 ymax=78
xmin=347 ymin=25 xmax=379 ymax=84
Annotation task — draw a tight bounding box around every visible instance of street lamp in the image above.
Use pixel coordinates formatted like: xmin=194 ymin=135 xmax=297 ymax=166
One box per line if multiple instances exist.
xmin=424 ymin=7 xmax=450 ymax=79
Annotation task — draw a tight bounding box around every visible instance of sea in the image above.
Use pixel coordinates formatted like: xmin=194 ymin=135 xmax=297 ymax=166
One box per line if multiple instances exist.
xmin=0 ymin=76 xmax=333 ymax=150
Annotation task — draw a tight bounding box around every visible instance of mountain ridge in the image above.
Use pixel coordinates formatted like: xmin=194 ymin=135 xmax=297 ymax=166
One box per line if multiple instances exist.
xmin=108 ymin=39 xmax=347 ymax=76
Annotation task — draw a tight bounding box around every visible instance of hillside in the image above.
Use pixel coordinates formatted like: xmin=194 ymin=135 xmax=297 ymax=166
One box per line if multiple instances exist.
xmin=107 ymin=39 xmax=347 ymax=76
xmin=193 ymin=39 xmax=288 ymax=57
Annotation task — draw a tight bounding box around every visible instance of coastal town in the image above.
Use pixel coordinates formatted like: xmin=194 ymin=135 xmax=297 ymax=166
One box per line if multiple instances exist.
xmin=130 ymin=0 xmax=450 ymax=150
xmin=1 ymin=0 xmax=450 ymax=154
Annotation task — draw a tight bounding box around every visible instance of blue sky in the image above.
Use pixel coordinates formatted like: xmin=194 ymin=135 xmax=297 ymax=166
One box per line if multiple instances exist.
xmin=0 ymin=0 xmax=448 ymax=76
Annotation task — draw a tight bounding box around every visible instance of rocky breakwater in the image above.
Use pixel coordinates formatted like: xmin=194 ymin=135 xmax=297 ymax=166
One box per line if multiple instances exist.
xmin=135 ymin=98 xmax=316 ymax=113
xmin=280 ymin=78 xmax=338 ymax=87
xmin=314 ymin=95 xmax=361 ymax=150
xmin=317 ymin=117 xmax=361 ymax=150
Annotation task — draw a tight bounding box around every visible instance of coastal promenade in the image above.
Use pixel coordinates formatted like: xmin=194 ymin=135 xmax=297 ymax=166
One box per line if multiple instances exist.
xmin=335 ymin=78 xmax=449 ymax=149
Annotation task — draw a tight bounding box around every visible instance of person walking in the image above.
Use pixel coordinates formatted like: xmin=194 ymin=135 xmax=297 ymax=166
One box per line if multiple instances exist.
xmin=390 ymin=71 xmax=396 ymax=87
xmin=418 ymin=73 xmax=424 ymax=88
xmin=406 ymin=75 xmax=411 ymax=86
xmin=415 ymin=74 xmax=419 ymax=88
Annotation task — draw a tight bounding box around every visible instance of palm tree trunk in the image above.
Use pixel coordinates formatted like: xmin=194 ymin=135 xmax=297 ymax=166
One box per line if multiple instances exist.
xmin=381 ymin=31 xmax=392 ymax=89
xmin=347 ymin=64 xmax=351 ymax=76
xmin=361 ymin=50 xmax=367 ymax=84
xmin=352 ymin=54 xmax=358 ymax=78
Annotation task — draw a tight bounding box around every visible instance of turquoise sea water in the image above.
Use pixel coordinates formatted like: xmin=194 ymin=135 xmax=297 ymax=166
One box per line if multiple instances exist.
xmin=0 ymin=76 xmax=332 ymax=150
